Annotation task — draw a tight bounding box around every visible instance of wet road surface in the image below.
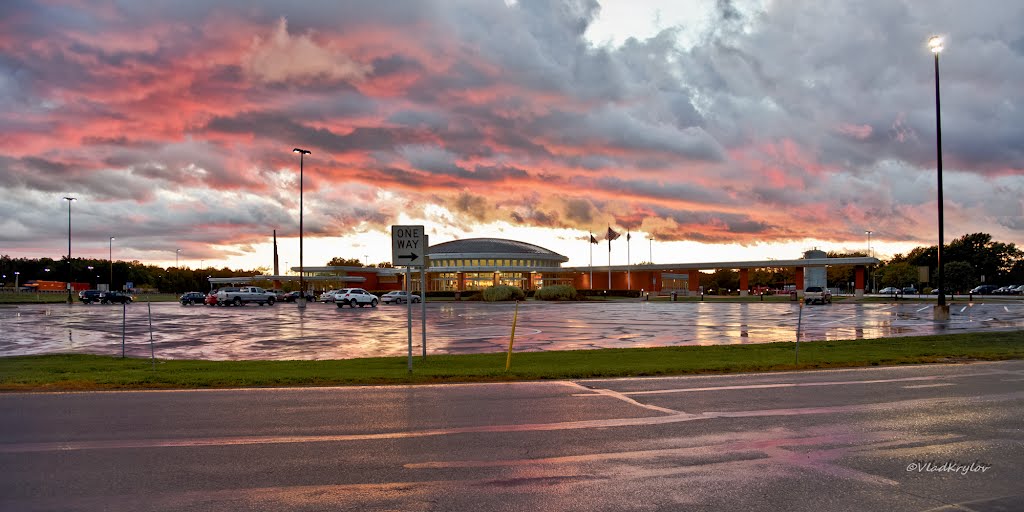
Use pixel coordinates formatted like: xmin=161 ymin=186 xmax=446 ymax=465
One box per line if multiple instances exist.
xmin=1 ymin=361 xmax=1021 ymax=511
xmin=2 ymin=300 xmax=1023 ymax=360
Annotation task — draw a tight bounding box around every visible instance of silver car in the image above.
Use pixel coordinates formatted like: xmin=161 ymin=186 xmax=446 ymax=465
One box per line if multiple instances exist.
xmin=318 ymin=290 xmax=342 ymax=302
xmin=381 ymin=291 xmax=421 ymax=304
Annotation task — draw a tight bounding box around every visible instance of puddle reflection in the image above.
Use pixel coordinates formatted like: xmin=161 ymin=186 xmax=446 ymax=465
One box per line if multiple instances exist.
xmin=0 ymin=301 xmax=1021 ymax=361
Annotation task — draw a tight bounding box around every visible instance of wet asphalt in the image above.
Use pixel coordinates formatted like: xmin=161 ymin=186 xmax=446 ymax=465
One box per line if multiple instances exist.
xmin=1 ymin=361 xmax=1021 ymax=511
xmin=2 ymin=299 xmax=1023 ymax=360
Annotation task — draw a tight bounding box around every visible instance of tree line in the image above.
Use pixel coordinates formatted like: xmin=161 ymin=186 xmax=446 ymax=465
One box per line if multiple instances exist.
xmin=0 ymin=255 xmax=267 ymax=294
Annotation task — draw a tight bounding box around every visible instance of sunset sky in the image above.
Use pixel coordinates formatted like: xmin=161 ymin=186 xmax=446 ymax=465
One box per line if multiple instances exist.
xmin=2 ymin=0 xmax=1022 ymax=272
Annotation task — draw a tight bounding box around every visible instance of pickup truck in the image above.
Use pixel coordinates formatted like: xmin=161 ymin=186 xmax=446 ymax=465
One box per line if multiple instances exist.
xmin=216 ymin=286 xmax=276 ymax=306
xmin=804 ymin=286 xmax=832 ymax=305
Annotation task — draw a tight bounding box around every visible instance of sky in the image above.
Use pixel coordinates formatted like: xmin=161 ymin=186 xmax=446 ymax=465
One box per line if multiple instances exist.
xmin=1 ymin=0 xmax=1022 ymax=273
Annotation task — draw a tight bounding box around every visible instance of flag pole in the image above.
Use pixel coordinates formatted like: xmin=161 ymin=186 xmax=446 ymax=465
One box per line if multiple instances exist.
xmin=627 ymin=231 xmax=631 ymax=290
xmin=589 ymin=232 xmax=593 ymax=289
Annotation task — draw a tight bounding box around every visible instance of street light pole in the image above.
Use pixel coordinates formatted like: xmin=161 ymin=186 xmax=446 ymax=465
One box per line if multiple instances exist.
xmin=865 ymin=230 xmax=872 ymax=258
xmin=929 ymin=36 xmax=948 ymax=319
xmin=293 ymin=148 xmax=311 ymax=307
xmin=176 ymin=249 xmax=180 ymax=268
xmin=109 ymin=236 xmax=115 ymax=290
xmin=63 ymin=197 xmax=76 ymax=303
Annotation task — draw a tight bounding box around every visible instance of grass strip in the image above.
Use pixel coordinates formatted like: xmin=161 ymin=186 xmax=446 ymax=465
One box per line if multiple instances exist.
xmin=1 ymin=330 xmax=1021 ymax=392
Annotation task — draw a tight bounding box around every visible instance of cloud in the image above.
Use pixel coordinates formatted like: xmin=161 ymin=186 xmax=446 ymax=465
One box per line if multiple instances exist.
xmin=243 ymin=18 xmax=371 ymax=84
xmin=0 ymin=0 xmax=1022 ymax=266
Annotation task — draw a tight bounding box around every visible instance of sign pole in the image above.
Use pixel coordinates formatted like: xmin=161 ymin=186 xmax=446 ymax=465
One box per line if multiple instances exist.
xmin=407 ymin=266 xmax=412 ymax=373
xmin=421 ymin=235 xmax=428 ymax=359
xmin=391 ymin=225 xmax=426 ymax=373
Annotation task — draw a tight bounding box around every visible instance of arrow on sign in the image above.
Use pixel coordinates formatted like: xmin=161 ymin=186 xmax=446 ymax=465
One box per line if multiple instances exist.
xmin=398 ymin=252 xmax=419 ymax=261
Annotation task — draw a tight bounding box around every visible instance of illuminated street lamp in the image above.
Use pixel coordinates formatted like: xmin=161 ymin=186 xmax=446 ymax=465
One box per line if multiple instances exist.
xmin=865 ymin=230 xmax=873 ymax=258
xmin=87 ymin=266 xmax=94 ymax=288
xmin=929 ymin=35 xmax=948 ymax=318
xmin=293 ymin=147 xmax=311 ymax=308
xmin=14 ymin=272 xmax=19 ymax=292
xmin=109 ymin=236 xmax=115 ymax=289
xmin=175 ymin=248 xmax=181 ymax=268
xmin=63 ymin=196 xmax=76 ymax=304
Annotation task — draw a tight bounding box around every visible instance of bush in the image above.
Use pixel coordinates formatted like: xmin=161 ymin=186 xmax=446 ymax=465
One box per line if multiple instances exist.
xmin=535 ymin=285 xmax=577 ymax=301
xmin=482 ymin=285 xmax=526 ymax=302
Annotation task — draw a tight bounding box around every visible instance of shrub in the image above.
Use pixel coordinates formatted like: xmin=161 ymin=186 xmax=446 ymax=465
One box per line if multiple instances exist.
xmin=535 ymin=285 xmax=577 ymax=301
xmin=482 ymin=285 xmax=526 ymax=302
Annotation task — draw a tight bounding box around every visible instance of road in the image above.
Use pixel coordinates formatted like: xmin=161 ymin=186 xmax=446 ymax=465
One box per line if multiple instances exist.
xmin=1 ymin=360 xmax=1022 ymax=511
xmin=2 ymin=300 xmax=1023 ymax=360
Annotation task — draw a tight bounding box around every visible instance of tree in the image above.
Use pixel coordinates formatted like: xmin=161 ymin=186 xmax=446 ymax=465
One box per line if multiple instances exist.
xmin=940 ymin=261 xmax=974 ymax=294
xmin=879 ymin=262 xmax=917 ymax=288
xmin=944 ymin=233 xmax=1021 ymax=282
xmin=326 ymin=257 xmax=363 ymax=267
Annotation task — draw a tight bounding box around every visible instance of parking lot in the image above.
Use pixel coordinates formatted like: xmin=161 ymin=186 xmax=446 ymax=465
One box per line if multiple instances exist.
xmin=1 ymin=300 xmax=1022 ymax=360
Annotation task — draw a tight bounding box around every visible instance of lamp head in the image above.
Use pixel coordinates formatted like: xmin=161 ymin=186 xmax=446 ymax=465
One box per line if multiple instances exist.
xmin=293 ymin=148 xmax=311 ymax=155
xmin=63 ymin=196 xmax=76 ymax=201
xmin=928 ymin=36 xmax=944 ymax=54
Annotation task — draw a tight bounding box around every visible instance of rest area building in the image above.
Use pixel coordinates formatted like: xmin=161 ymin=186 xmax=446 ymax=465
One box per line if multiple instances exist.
xmin=215 ymin=238 xmax=880 ymax=298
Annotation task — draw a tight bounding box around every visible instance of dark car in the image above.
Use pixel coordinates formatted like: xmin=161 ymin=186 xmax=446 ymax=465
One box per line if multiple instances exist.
xmin=179 ymin=292 xmax=206 ymax=305
xmin=280 ymin=291 xmax=314 ymax=302
xmin=78 ymin=290 xmax=103 ymax=304
xmin=969 ymin=285 xmax=999 ymax=295
xmin=901 ymin=286 xmax=918 ymax=295
xmin=100 ymin=291 xmax=133 ymax=304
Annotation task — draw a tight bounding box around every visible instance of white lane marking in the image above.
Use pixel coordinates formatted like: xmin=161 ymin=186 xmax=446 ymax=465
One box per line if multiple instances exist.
xmin=961 ymin=306 xmax=968 ymax=313
xmin=562 ymin=382 xmax=680 ymax=414
xmin=902 ymin=383 xmax=955 ymax=389
xmin=916 ymin=306 xmax=930 ymax=313
xmin=1005 ymin=306 xmax=1011 ymax=313
xmin=575 ymin=372 xmax=1000 ymax=397
xmin=5 ymin=391 xmax=1020 ymax=454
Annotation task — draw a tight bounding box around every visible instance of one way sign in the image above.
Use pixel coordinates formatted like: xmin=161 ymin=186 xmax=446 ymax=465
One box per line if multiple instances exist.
xmin=391 ymin=225 xmax=426 ymax=266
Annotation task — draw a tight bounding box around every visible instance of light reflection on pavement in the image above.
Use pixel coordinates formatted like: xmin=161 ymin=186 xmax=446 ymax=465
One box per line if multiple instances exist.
xmin=1 ymin=301 xmax=1022 ymax=361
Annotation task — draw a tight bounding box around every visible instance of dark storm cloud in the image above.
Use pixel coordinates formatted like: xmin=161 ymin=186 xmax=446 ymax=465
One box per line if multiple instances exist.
xmin=2 ymin=0 xmax=1022 ymax=263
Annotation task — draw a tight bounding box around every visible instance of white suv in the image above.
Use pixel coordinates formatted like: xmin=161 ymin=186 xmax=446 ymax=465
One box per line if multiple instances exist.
xmin=333 ymin=288 xmax=379 ymax=308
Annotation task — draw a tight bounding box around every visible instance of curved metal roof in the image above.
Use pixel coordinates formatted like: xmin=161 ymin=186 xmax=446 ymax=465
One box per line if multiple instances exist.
xmin=428 ymin=238 xmax=567 ymax=261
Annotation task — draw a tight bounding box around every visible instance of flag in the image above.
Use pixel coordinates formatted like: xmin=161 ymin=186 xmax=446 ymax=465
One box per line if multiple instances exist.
xmin=590 ymin=234 xmax=598 ymax=244
xmin=606 ymin=227 xmax=620 ymax=241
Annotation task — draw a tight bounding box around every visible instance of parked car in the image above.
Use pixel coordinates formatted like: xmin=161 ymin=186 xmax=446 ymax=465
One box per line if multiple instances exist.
xmin=333 ymin=288 xmax=379 ymax=308
xmin=279 ymin=291 xmax=315 ymax=302
xmin=216 ymin=286 xmax=276 ymax=306
xmin=179 ymin=292 xmax=206 ymax=305
xmin=901 ymin=286 xmax=918 ymax=295
xmin=803 ymin=286 xmax=832 ymax=305
xmin=319 ymin=290 xmax=342 ymax=302
xmin=879 ymin=287 xmax=900 ymax=294
xmin=993 ymin=285 xmax=1020 ymax=295
xmin=204 ymin=291 xmax=219 ymax=306
xmin=78 ymin=290 xmax=104 ymax=304
xmin=1014 ymin=285 xmax=1024 ymax=294
xmin=381 ymin=291 xmax=421 ymax=304
xmin=969 ymin=285 xmax=999 ymax=295
xmin=100 ymin=291 xmax=134 ymax=304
